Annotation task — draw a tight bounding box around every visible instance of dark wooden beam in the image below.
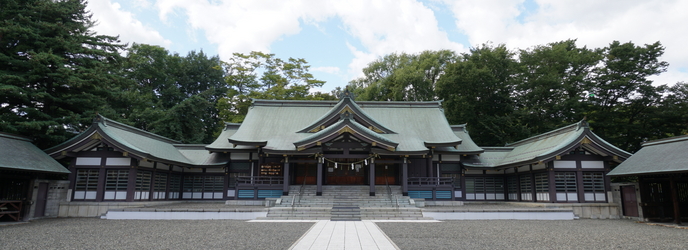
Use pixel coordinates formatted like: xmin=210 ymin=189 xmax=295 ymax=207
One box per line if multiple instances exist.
xmin=670 ymin=177 xmax=682 ymax=225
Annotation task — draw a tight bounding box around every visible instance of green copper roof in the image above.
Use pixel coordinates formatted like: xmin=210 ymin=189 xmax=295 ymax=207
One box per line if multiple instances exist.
xmin=215 ymin=99 xmax=467 ymax=154
xmin=0 ymin=132 xmax=70 ymax=174
xmin=294 ymin=112 xmax=399 ymax=151
xmin=608 ymin=134 xmax=688 ymax=176
xmin=463 ymin=120 xmax=631 ymax=168
xmin=298 ymin=94 xmax=396 ymax=134
xmin=46 ymin=116 xmax=225 ymax=167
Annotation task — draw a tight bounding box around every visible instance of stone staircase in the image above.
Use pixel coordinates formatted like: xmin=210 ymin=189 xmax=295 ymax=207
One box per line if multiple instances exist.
xmin=257 ymin=185 xmax=431 ymax=220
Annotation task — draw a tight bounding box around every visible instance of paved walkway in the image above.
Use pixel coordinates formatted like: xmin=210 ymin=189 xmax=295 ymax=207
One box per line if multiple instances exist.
xmin=288 ymin=220 xmax=399 ymax=250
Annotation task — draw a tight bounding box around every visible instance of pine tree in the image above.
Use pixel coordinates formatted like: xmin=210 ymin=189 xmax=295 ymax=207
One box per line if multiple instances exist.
xmin=0 ymin=0 xmax=126 ymax=148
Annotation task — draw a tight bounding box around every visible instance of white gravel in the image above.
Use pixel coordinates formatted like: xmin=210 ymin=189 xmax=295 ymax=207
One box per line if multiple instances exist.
xmin=377 ymin=220 xmax=688 ymax=250
xmin=0 ymin=218 xmax=313 ymax=250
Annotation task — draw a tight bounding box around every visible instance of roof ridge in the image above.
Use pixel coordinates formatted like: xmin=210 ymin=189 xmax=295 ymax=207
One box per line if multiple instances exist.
xmin=97 ymin=115 xmax=181 ymax=144
xmin=0 ymin=132 xmax=32 ymax=142
xmin=505 ymin=121 xmax=582 ymax=147
xmin=642 ymin=134 xmax=688 ymax=147
xmin=251 ymin=99 xmax=443 ymax=107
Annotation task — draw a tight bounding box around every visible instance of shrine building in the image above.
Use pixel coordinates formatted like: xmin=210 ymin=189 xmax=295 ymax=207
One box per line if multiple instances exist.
xmin=45 ymin=92 xmax=631 ymax=204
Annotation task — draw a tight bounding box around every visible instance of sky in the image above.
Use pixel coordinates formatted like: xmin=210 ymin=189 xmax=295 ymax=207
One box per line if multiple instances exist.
xmin=87 ymin=0 xmax=688 ymax=92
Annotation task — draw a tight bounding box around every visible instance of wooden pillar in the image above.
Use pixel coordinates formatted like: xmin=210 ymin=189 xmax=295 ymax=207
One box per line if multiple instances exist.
xmin=149 ymin=162 xmax=157 ymax=201
xmin=402 ymin=157 xmax=408 ymax=196
xmin=548 ymin=163 xmax=556 ymax=203
xmin=515 ymin=167 xmax=521 ymax=202
xmin=283 ymin=157 xmax=290 ymax=195
xmin=316 ymin=157 xmax=323 ymax=196
xmin=96 ymin=168 xmax=107 ymax=202
xmin=369 ymin=158 xmax=376 ymax=196
xmin=670 ymin=177 xmax=682 ymax=225
xmin=126 ymin=166 xmax=137 ymax=202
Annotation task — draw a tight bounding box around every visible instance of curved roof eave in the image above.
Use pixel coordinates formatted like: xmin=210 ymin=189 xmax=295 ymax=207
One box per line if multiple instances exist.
xmin=296 ymin=96 xmax=396 ymax=134
xmin=294 ymin=118 xmax=399 ymax=151
xmin=227 ymin=138 xmax=267 ymax=147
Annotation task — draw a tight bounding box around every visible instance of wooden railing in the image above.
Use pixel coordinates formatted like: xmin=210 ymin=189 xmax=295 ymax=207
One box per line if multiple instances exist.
xmin=0 ymin=200 xmax=23 ymax=222
xmin=407 ymin=177 xmax=454 ymax=187
xmin=236 ymin=176 xmax=284 ymax=186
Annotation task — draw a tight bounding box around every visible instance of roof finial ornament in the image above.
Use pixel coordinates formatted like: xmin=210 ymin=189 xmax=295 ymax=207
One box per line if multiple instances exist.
xmin=339 ymin=89 xmax=355 ymax=100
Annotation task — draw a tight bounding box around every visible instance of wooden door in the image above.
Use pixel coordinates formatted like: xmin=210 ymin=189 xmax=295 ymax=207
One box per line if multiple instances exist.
xmin=621 ymin=185 xmax=639 ymax=217
xmin=34 ymin=182 xmax=48 ymax=217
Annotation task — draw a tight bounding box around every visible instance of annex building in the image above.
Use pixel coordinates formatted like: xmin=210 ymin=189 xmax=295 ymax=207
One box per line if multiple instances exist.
xmin=46 ymin=92 xmax=631 ymax=208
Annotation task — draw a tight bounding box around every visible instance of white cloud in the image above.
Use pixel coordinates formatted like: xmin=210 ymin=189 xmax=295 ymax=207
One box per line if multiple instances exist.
xmin=444 ymin=0 xmax=688 ymax=85
xmin=311 ymin=66 xmax=341 ymax=74
xmin=87 ymin=0 xmax=171 ymax=47
xmin=154 ymin=0 xmax=464 ymax=80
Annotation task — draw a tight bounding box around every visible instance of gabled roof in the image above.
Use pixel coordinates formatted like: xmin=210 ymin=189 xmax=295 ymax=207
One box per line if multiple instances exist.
xmin=462 ymin=120 xmax=631 ymax=168
xmin=298 ymin=92 xmax=395 ymax=134
xmin=45 ymin=116 xmax=225 ymax=167
xmin=294 ymin=112 xmax=399 ymax=151
xmin=0 ymin=132 xmax=70 ymax=174
xmin=212 ymin=97 xmax=467 ymax=154
xmin=608 ymin=134 xmax=688 ymax=176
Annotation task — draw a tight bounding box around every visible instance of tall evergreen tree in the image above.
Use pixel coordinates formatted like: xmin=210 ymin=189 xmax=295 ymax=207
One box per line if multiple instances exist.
xmin=116 ymin=44 xmax=226 ymax=143
xmin=437 ymin=44 xmax=528 ymax=146
xmin=0 ymin=0 xmax=126 ymax=148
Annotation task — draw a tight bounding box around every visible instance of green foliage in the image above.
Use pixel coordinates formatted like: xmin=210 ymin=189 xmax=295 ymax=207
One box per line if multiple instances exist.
xmin=0 ymin=0 xmax=126 ymax=148
xmin=515 ymin=39 xmax=602 ymax=133
xmin=349 ymin=50 xmax=457 ymax=101
xmin=114 ymin=43 xmax=226 ymax=143
xmin=217 ymin=52 xmax=332 ymax=123
xmin=437 ymin=43 xmax=529 ymax=145
xmin=353 ymin=40 xmax=687 ymax=151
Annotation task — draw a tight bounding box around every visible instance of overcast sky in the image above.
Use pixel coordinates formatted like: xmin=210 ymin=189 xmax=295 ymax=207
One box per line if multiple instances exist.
xmin=87 ymin=0 xmax=688 ymax=92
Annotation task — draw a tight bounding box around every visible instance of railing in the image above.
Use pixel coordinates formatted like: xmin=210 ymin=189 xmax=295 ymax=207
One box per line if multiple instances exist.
xmin=292 ymin=172 xmax=308 ymax=208
xmin=407 ymin=177 xmax=454 ymax=187
xmin=236 ymin=176 xmax=284 ymax=186
xmin=384 ymin=173 xmax=398 ymax=211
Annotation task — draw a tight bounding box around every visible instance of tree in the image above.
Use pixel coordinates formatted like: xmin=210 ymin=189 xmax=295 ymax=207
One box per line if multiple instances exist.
xmin=0 ymin=0 xmax=126 ymax=148
xmin=437 ymin=44 xmax=527 ymax=146
xmin=217 ymin=52 xmax=331 ymax=123
xmin=349 ymin=50 xmax=457 ymax=101
xmin=115 ymin=44 xmax=227 ymax=143
xmin=587 ymin=41 xmax=669 ymax=152
xmin=515 ymin=40 xmax=601 ymax=134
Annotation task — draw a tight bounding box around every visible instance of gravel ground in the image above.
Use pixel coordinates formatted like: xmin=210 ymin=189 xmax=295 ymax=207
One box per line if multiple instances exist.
xmin=377 ymin=220 xmax=688 ymax=250
xmin=0 ymin=218 xmax=313 ymax=250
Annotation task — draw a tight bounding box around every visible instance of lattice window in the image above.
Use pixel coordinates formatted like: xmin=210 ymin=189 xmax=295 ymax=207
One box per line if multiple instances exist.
xmin=134 ymin=171 xmax=152 ymax=200
xmin=105 ymin=170 xmax=129 ymax=200
xmin=465 ymin=177 xmax=504 ymax=200
xmin=583 ymin=172 xmax=606 ymax=202
xmin=507 ymin=176 xmax=518 ymax=200
xmin=169 ymin=175 xmax=181 ymax=199
xmin=74 ymin=169 xmax=99 ymax=200
xmin=555 ymin=172 xmax=577 ymax=202
xmin=520 ymin=174 xmax=533 ymax=201
xmin=534 ymin=173 xmax=549 ymax=201
xmin=153 ymin=173 xmax=167 ymax=200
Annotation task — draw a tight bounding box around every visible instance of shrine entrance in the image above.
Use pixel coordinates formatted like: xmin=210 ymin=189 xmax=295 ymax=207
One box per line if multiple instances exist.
xmin=325 ymin=158 xmax=366 ymax=185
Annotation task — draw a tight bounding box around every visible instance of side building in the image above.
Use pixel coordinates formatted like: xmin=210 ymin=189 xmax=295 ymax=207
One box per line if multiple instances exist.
xmin=47 ymin=92 xmax=632 ymax=217
xmin=1 ymin=132 xmax=70 ymax=221
xmin=608 ymin=135 xmax=688 ymax=224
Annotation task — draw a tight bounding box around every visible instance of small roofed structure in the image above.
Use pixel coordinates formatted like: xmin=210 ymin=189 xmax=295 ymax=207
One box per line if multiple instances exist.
xmin=608 ymin=135 xmax=688 ymax=224
xmin=0 ymin=132 xmax=70 ymax=221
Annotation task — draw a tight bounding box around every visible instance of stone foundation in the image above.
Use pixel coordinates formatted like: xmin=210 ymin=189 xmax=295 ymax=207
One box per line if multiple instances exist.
xmin=511 ymin=202 xmax=620 ymax=219
xmin=58 ymin=201 xmax=184 ymax=217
